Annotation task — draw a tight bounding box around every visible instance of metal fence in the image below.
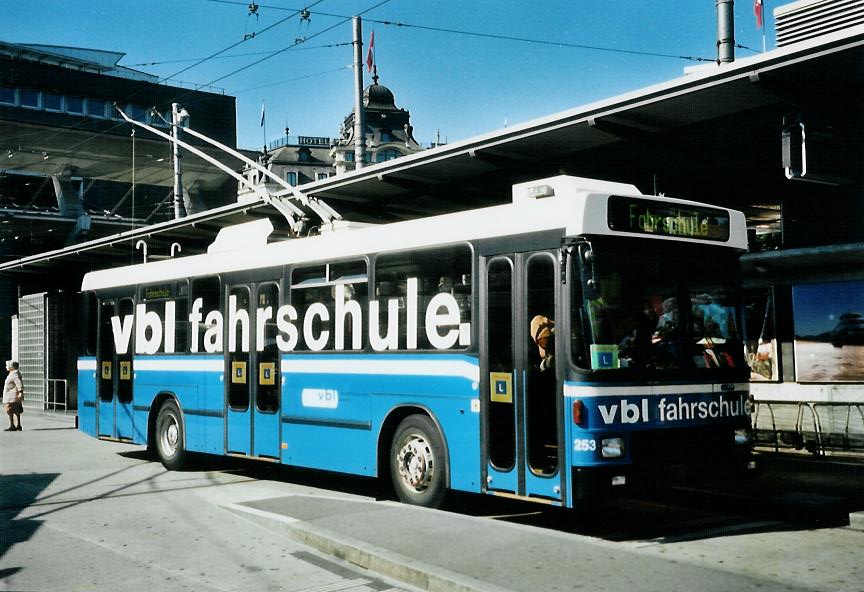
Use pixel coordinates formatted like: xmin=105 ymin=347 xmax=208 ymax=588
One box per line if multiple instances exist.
xmin=17 ymin=293 xmax=45 ymax=409
xmin=44 ymin=378 xmax=68 ymax=411
xmin=753 ymin=400 xmax=864 ymax=456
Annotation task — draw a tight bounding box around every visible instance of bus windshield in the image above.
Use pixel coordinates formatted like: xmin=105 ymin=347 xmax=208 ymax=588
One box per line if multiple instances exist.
xmin=570 ymin=240 xmax=746 ymax=377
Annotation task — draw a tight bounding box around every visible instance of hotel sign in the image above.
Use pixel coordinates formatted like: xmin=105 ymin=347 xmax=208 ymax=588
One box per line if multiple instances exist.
xmin=298 ymin=136 xmax=331 ymax=146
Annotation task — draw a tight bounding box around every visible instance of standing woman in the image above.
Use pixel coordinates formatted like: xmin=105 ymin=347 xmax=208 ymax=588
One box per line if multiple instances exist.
xmin=4 ymin=360 xmax=24 ymax=431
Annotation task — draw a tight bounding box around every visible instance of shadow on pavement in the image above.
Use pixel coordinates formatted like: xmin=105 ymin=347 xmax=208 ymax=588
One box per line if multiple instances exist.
xmin=0 ymin=472 xmax=59 ymax=563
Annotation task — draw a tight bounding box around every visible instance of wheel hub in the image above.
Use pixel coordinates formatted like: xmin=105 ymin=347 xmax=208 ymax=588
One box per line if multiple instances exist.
xmin=397 ymin=435 xmax=434 ymax=492
xmin=166 ymin=422 xmax=178 ymax=448
xmin=161 ymin=418 xmax=178 ymax=454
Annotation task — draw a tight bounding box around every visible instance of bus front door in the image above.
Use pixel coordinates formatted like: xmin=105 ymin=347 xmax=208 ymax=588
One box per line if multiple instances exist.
xmin=97 ymin=298 xmax=135 ymax=440
xmin=482 ymin=252 xmax=562 ymax=502
xmin=225 ymin=283 xmax=282 ymax=459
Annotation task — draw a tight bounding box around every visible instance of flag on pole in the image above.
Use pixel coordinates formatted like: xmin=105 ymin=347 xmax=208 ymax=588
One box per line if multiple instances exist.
xmin=754 ymin=0 xmax=764 ymax=29
xmin=260 ymin=100 xmax=266 ymax=127
xmin=365 ymin=30 xmax=375 ymax=72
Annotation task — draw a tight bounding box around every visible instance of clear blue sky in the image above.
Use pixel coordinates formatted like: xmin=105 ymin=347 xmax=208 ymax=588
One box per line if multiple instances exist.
xmin=3 ymin=0 xmax=774 ymax=150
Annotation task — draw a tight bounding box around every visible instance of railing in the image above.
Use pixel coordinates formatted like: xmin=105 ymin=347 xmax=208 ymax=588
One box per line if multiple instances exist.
xmin=753 ymin=400 xmax=864 ymax=457
xmin=44 ymin=378 xmax=68 ymax=411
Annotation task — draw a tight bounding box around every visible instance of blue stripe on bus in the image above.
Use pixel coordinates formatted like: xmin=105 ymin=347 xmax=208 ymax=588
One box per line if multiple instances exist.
xmin=77 ymin=353 xmax=483 ymax=494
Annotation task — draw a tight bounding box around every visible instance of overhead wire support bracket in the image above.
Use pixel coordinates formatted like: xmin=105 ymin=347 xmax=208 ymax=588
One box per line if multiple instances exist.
xmin=117 ymin=104 xmax=341 ymax=236
xmin=155 ymin=109 xmax=343 ymax=231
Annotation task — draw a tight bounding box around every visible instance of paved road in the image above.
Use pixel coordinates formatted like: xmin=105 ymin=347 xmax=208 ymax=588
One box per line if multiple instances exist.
xmin=0 ymin=412 xmax=415 ymax=592
xmin=2 ymin=411 xmax=863 ymax=591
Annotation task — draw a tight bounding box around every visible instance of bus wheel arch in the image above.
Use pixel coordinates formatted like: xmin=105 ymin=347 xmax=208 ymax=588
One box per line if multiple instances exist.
xmin=381 ymin=407 xmax=450 ymax=508
xmin=149 ymin=394 xmax=187 ymax=471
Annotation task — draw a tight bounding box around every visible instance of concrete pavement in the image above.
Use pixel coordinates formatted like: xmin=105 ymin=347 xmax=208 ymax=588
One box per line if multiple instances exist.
xmin=4 ymin=409 xmax=863 ymax=592
xmin=223 ymin=487 xmax=862 ymax=592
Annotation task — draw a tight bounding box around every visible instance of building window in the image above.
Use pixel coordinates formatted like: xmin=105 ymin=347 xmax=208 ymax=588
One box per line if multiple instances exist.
xmin=343 ymin=152 xmax=355 ymax=162
xmin=20 ymin=89 xmax=39 ymax=108
xmin=125 ymin=103 xmax=146 ymax=122
xmin=376 ymin=149 xmax=401 ymax=163
xmin=285 ymin=171 xmax=298 ymax=186
xmin=43 ymin=92 xmax=62 ymax=111
xmin=0 ymin=87 xmax=14 ymax=105
xmin=66 ymin=95 xmax=84 ymax=114
xmin=380 ymin=131 xmax=393 ymax=143
xmin=86 ymin=98 xmax=107 ymax=118
xmin=316 ymin=172 xmax=330 ymax=181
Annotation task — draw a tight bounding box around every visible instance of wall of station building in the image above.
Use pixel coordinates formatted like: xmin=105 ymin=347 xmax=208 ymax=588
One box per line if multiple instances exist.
xmin=0 ymin=57 xmax=236 ymax=146
xmin=8 ymin=291 xmax=79 ymax=411
xmin=0 ymin=279 xmax=16 ymax=365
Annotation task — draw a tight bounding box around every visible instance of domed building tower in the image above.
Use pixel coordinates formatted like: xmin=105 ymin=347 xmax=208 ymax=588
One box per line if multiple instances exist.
xmin=330 ymin=72 xmax=422 ymax=175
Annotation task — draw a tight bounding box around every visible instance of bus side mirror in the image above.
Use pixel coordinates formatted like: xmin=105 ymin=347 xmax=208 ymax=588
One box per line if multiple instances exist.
xmin=577 ymin=242 xmax=601 ymax=300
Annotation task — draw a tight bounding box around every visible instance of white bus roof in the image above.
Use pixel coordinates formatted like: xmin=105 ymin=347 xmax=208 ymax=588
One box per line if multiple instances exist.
xmin=81 ymin=176 xmax=747 ymax=291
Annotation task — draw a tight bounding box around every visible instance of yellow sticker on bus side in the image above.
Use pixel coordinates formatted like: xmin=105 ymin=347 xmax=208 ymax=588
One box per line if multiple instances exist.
xmin=490 ymin=372 xmax=513 ymax=403
xmin=259 ymin=362 xmax=276 ymax=386
xmin=231 ymin=361 xmax=247 ymax=384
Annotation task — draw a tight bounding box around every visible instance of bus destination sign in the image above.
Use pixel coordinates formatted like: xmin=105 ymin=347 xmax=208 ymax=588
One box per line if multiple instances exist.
xmin=607 ymin=196 xmax=730 ymax=242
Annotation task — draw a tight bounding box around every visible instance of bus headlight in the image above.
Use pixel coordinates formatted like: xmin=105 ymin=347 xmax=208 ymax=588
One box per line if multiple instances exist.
xmin=734 ymin=428 xmax=752 ymax=446
xmin=601 ymin=437 xmax=625 ymax=458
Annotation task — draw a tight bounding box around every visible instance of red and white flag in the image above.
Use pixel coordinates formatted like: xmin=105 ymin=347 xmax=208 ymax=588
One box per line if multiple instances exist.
xmin=365 ymin=30 xmax=375 ymax=72
xmin=754 ymin=0 xmax=764 ymax=29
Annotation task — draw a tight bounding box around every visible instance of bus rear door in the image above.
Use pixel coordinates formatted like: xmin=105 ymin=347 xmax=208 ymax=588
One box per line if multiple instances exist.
xmin=225 ymin=282 xmax=281 ymax=459
xmin=97 ymin=297 xmax=135 ymax=440
xmin=482 ymin=251 xmax=562 ymax=502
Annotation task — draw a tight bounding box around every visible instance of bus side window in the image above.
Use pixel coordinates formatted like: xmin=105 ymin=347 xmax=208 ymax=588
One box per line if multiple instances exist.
xmin=140 ymin=281 xmax=189 ymax=354
xmin=291 ymin=265 xmax=334 ymax=351
xmin=375 ymin=244 xmax=472 ymax=350
xmin=191 ymin=277 xmax=221 ymax=353
xmin=330 ymin=260 xmax=368 ymax=351
xmin=291 ymin=262 xmax=370 ymax=352
xmin=174 ymin=281 xmax=189 ymax=353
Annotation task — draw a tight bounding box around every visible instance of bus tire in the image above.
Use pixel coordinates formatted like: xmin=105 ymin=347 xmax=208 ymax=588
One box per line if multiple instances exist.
xmin=390 ymin=414 xmax=447 ymax=508
xmin=155 ymin=399 xmax=186 ymax=471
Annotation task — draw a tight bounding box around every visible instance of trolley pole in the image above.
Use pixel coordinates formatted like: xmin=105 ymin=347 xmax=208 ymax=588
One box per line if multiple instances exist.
xmin=352 ymin=16 xmax=366 ymax=169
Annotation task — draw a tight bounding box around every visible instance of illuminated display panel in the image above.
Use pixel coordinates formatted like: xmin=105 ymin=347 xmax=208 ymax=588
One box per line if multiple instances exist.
xmin=607 ymin=196 xmax=730 ymax=242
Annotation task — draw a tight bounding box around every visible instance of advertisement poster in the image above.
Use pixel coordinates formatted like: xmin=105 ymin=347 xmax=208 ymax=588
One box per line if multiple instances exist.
xmin=793 ymin=281 xmax=864 ymax=382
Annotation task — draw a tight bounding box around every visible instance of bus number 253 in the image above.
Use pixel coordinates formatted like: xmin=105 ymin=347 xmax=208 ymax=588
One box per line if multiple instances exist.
xmin=574 ymin=439 xmax=596 ymax=452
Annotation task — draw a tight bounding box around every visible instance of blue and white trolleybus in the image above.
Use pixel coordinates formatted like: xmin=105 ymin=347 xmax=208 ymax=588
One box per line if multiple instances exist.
xmin=78 ymin=175 xmax=753 ymax=508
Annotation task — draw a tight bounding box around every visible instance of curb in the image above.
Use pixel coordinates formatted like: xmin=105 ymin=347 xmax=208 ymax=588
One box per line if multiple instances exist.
xmin=222 ymin=502 xmax=507 ymax=592
xmin=849 ymin=512 xmax=864 ymax=532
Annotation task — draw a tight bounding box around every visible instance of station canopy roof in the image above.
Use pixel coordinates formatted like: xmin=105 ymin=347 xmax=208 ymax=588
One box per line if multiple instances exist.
xmin=2 ymin=24 xmax=863 ymax=288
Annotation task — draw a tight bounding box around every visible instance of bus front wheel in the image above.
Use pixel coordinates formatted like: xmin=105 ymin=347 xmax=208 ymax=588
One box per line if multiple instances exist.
xmin=390 ymin=414 xmax=447 ymax=508
xmin=155 ymin=399 xmax=186 ymax=471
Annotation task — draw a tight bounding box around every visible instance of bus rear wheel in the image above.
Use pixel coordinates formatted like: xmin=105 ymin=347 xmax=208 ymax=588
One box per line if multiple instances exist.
xmin=155 ymin=399 xmax=186 ymax=471
xmin=390 ymin=414 xmax=447 ymax=508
